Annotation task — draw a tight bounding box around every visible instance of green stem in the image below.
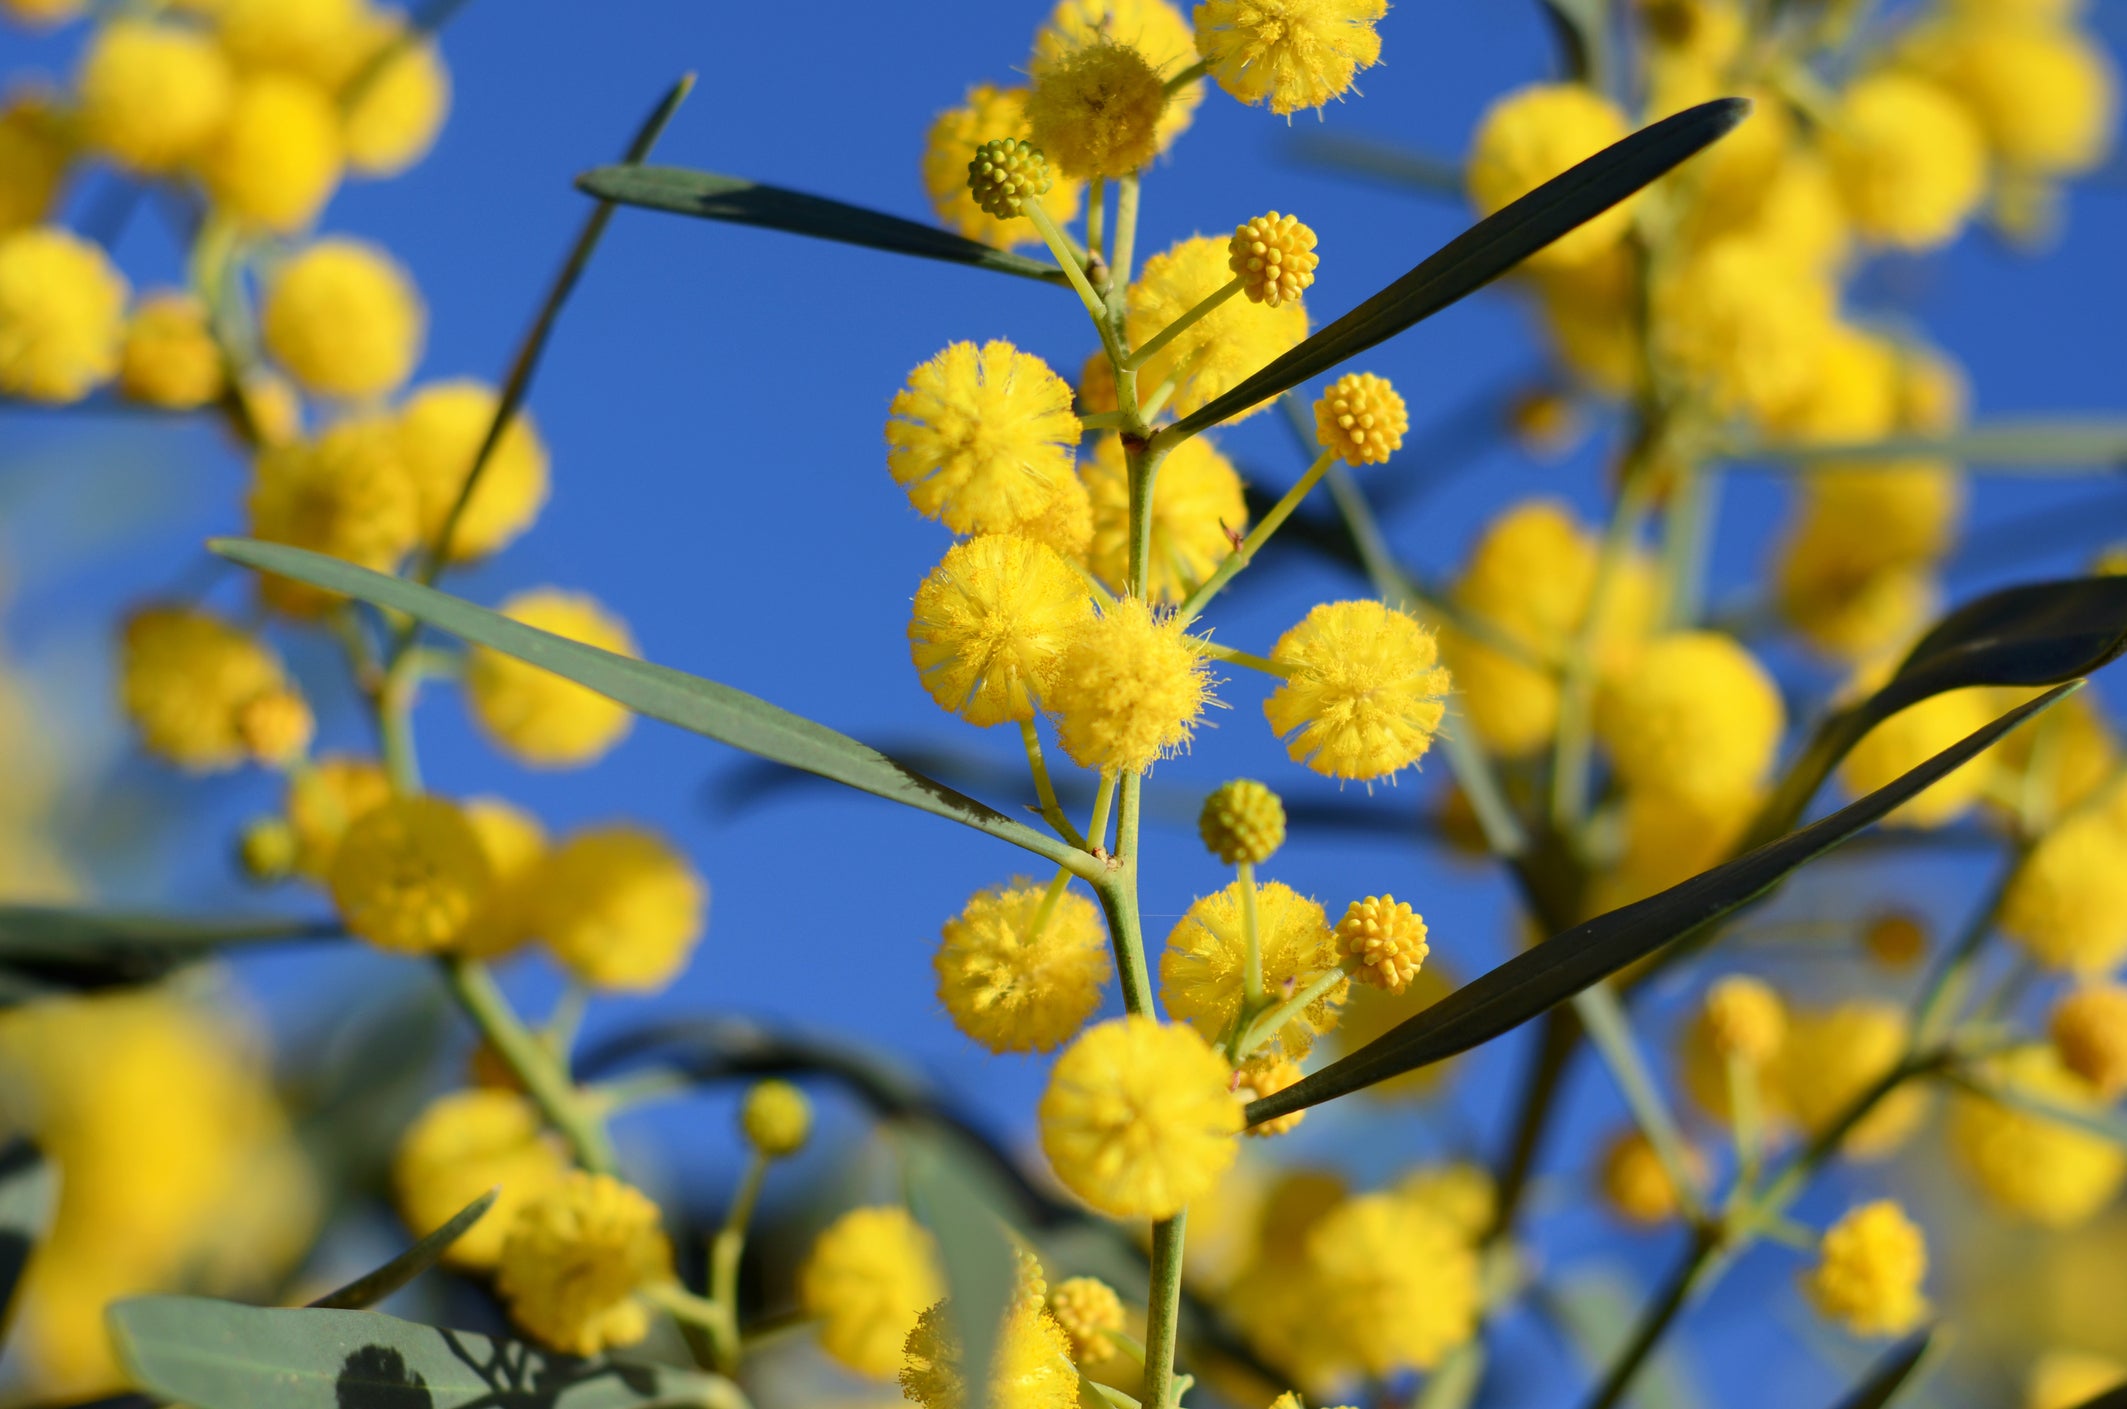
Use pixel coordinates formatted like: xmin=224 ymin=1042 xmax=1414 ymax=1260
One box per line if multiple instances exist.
xmin=415 ymin=72 xmax=694 ymax=588
xmin=1163 ymin=59 xmax=1208 ymax=95
xmin=1658 ymin=458 xmax=1719 ymax=629
xmin=1580 ymin=1227 xmax=1723 ymax=1409
xmin=1550 ymin=455 xmax=1658 ymax=829
xmin=1087 ymin=180 xmax=1108 ymax=275
xmin=1112 ymin=174 xmax=1141 ymax=291
xmin=1319 ymin=455 xmax=1528 ymax=858
xmin=1197 ymin=641 xmax=1287 ymax=677
xmin=1572 ymin=985 xmax=1704 ymax=1222
xmin=1031 ymin=866 xmax=1073 ymax=937
xmin=1234 ymin=963 xmax=1351 ymax=1062
xmin=1087 ymin=771 xmax=1119 ymax=856
xmin=1024 ymin=718 xmax=1089 ymax=849
xmin=1913 ymin=861 xmax=2016 ymax=1048
xmin=1175 ymin=450 xmax=1334 ymax=624
xmin=1127 ymin=438 xmax=1171 ymax=604
xmin=1125 ymin=278 xmax=1240 ymax=372
xmin=1140 ymin=1212 xmax=1187 ymax=1409
xmin=1027 ymin=201 xmax=1111 ymax=327
xmin=440 ymin=955 xmax=617 ymax=1175
xmin=707 ymin=1152 xmax=768 ymax=1373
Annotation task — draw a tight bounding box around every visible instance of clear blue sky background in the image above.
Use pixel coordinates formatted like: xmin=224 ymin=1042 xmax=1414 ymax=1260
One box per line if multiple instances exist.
xmin=4 ymin=2 xmax=2127 ymax=1404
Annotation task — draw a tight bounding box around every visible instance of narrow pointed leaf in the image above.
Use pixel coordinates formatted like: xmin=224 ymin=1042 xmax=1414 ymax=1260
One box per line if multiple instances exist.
xmin=1747 ymin=576 xmax=2127 ymax=847
xmin=1165 ymin=97 xmax=1748 ymax=439
xmin=2069 ymin=1388 xmax=2127 ymax=1409
xmin=111 ymin=1297 xmax=745 ymax=1409
xmin=0 ymin=1140 xmax=56 ymax=1338
xmin=1737 ymin=418 xmax=2127 ymax=471
xmin=1828 ymin=1328 xmax=1936 ymax=1409
xmin=904 ymin=1135 xmax=1019 ymax=1409
xmin=1246 ymin=684 xmax=2076 ymax=1123
xmin=0 ymin=907 xmax=339 ymax=994
xmin=308 ymin=1189 xmax=498 ymax=1310
xmin=576 ymin=165 xmax=1065 ymax=284
xmin=209 ymin=540 xmax=1097 ymax=880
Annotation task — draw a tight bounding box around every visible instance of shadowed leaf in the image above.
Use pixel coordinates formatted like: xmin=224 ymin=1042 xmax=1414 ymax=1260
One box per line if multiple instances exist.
xmin=905 ymin=1133 xmax=1019 ymax=1409
xmin=1828 ymin=1328 xmax=1936 ymax=1409
xmin=0 ymin=1140 xmax=55 ymax=1340
xmin=111 ymin=1297 xmax=744 ymax=1409
xmin=576 ymin=165 xmax=1065 ymax=284
xmin=0 ymin=908 xmax=340 ymax=997
xmin=1246 ymin=684 xmax=2077 ymax=1123
xmin=1164 ymin=98 xmax=1747 ymax=439
xmin=308 ymin=1189 xmax=498 ymax=1310
xmin=208 ymin=539 xmax=1098 ymax=881
xmin=1746 ymin=576 xmax=2127 ymax=848
xmin=1737 ymin=419 xmax=2127 ymax=471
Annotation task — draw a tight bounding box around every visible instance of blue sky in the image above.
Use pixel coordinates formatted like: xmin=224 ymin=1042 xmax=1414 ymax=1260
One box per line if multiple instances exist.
xmin=5 ymin=2 xmax=2127 ymax=1403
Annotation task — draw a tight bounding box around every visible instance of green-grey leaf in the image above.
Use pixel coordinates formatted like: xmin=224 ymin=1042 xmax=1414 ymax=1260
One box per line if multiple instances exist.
xmin=904 ymin=1133 xmax=1020 ymax=1409
xmin=1286 ymin=132 xmax=1465 ymax=197
xmin=575 ymin=165 xmax=1065 ymax=285
xmin=1828 ymin=1328 xmax=1936 ymax=1409
xmin=116 ymin=1302 xmax=748 ymax=1409
xmin=1746 ymin=575 xmax=2127 ymax=849
xmin=207 ymin=539 xmax=1100 ymax=881
xmin=110 ymin=1297 xmax=747 ymax=1409
xmin=309 ymin=1189 xmax=498 ymax=1310
xmin=1163 ymin=97 xmax=1747 ymax=440
xmin=0 ymin=1140 xmax=56 ymax=1340
xmin=1246 ymin=683 xmax=2077 ymax=1123
xmin=0 ymin=907 xmax=339 ymax=995
xmin=1735 ymin=418 xmax=2127 ymax=471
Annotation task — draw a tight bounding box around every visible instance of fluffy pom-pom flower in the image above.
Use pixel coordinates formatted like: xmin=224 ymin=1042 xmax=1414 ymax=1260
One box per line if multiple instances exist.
xmin=934 ymin=880 xmax=1110 ymax=1053
xmin=1039 ymin=1015 xmax=1241 ymax=1218
xmin=908 ymin=534 xmax=1093 ymax=727
xmin=1264 ymin=599 xmax=1451 ymax=781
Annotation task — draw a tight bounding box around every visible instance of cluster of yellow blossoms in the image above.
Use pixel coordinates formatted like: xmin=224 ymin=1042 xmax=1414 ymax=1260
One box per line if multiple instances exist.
xmin=3 ymin=0 xmax=2125 ymax=1403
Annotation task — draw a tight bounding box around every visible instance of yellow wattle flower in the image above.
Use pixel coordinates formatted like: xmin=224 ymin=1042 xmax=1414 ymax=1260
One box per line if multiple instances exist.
xmin=495 ymin=1172 xmax=673 ymax=1356
xmin=395 ymin=379 xmax=551 ymax=561
xmin=886 ymin=340 xmax=1082 ymax=536
xmin=1806 ymin=1200 xmax=1929 ymax=1337
xmin=390 ymin=1088 xmax=571 ymax=1270
xmin=1033 ymin=0 xmax=1202 ymax=150
xmin=1161 ymin=879 xmax=1346 ymax=1056
xmin=200 ymin=72 xmax=345 ymax=234
xmin=0 ymin=227 xmax=128 ymax=404
xmin=1264 ymin=599 xmax=1451 ymax=782
xmin=75 ymin=20 xmax=233 ymax=175
xmin=1084 ymin=432 xmax=1245 ymax=604
xmin=261 ymin=238 xmax=425 ymax=398
xmin=1468 ymin=83 xmax=1636 ymax=268
xmin=1026 ymin=38 xmax=1168 ymax=180
xmin=799 ymin=1205 xmax=945 ymax=1379
xmin=533 ymin=824 xmax=706 ymax=992
xmin=464 ymin=587 xmax=638 ymax=766
xmin=246 ymin=416 xmax=422 ymax=617
xmin=1194 ymin=0 xmax=1389 ymax=116
xmin=1039 ymin=1015 xmax=1242 ymax=1219
xmin=118 ymin=290 xmax=225 ymax=410
xmin=328 ymin=795 xmax=496 ymax=955
xmin=908 ymin=534 xmax=1093 ymax=727
xmin=922 ymin=85 xmax=1083 ymax=246
xmin=1824 ymin=72 xmax=1989 ymax=251
xmin=1595 ymin=630 xmax=1784 ymax=807
xmin=118 ymin=605 xmax=287 ymax=773
xmin=934 ymin=879 xmax=1111 ymax=1053
xmin=1126 ymin=235 xmax=1308 ymax=424
xmin=1047 ymin=596 xmax=1212 ymax=774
